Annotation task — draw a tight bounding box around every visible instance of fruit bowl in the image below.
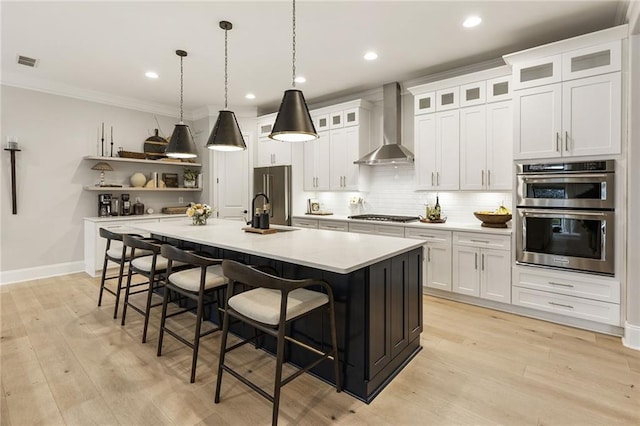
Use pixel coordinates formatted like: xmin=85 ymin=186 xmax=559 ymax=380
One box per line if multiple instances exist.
xmin=473 ymin=211 xmax=512 ymax=228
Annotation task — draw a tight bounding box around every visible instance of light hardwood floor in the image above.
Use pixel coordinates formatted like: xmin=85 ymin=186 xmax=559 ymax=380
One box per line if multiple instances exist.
xmin=1 ymin=272 xmax=638 ymax=425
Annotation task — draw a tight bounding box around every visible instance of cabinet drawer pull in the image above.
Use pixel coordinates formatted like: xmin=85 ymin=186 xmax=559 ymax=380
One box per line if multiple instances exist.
xmin=565 ymin=131 xmax=569 ymax=151
xmin=470 ymin=239 xmax=490 ymax=244
xmin=428 ymin=247 xmax=431 ymax=262
xmin=481 ymin=170 xmax=484 ymax=185
xmin=475 ymin=253 xmax=478 ymax=270
xmin=431 ymin=172 xmax=434 ymax=186
xmin=481 ymin=254 xmax=485 ymax=271
xmin=556 ymin=132 xmax=560 ymax=152
xmin=487 ymin=170 xmax=491 ymax=187
xmin=419 ymin=234 xmax=436 ymax=239
xmin=548 ymin=301 xmax=574 ymax=309
xmin=437 ymin=172 xmax=440 ymax=186
xmin=549 ymin=281 xmax=574 ymax=288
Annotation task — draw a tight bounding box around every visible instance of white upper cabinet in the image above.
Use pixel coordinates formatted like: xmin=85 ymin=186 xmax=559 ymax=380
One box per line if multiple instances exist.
xmin=414 ymin=92 xmax=436 ymax=115
xmin=514 ymin=72 xmax=621 ymax=160
xmin=562 ymin=72 xmax=621 ymax=157
xmin=329 ymin=111 xmax=344 ymax=129
xmin=256 ymin=137 xmax=292 ymax=167
xmin=313 ymin=114 xmax=330 ymax=132
xmin=257 ymin=116 xmax=275 ymax=138
xmin=512 ymin=55 xmax=562 ymax=91
xmin=513 ymin=83 xmax=563 ymax=160
xmin=486 ymin=76 xmax=512 ymax=103
xmin=485 ymin=101 xmax=513 ymax=190
xmin=343 ymin=108 xmax=360 ymax=127
xmin=561 ymin=40 xmax=621 ymax=81
xmin=436 ymin=86 xmax=460 ymax=111
xmin=330 ymin=126 xmax=360 ymax=190
xmin=459 ymin=81 xmax=486 ymax=107
xmin=415 ymin=110 xmax=460 ymax=191
xmin=303 ymin=132 xmax=330 ymax=191
xmin=460 ymin=106 xmax=487 ymax=190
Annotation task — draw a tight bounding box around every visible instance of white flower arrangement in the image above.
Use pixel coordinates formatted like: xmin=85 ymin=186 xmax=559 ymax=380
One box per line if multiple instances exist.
xmin=186 ymin=203 xmax=213 ymax=225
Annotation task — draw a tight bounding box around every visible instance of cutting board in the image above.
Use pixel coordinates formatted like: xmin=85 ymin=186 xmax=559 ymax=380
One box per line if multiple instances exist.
xmin=242 ymin=227 xmax=277 ymax=235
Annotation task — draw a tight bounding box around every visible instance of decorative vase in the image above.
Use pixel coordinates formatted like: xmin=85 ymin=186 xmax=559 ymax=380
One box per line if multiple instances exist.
xmin=130 ymin=172 xmax=147 ymax=187
xmin=192 ymin=215 xmax=207 ymax=226
xmin=184 ymin=179 xmax=197 ymax=188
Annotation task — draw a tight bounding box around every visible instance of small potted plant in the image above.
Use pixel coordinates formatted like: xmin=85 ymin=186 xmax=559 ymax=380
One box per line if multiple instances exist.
xmin=183 ymin=168 xmax=200 ymax=188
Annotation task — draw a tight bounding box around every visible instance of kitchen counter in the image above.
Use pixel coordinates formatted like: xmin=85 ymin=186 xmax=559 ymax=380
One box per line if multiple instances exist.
xmin=131 ymin=218 xmax=424 ymax=274
xmin=295 ymin=214 xmax=513 ymax=235
xmin=131 ymin=218 xmax=423 ymax=403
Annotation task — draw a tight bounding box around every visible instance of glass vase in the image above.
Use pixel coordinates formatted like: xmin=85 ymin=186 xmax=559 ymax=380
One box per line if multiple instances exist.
xmin=192 ymin=215 xmax=207 ymax=226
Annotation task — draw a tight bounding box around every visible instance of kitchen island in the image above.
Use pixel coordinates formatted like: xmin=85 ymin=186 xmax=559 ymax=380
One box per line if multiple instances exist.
xmin=132 ymin=219 xmax=424 ymax=402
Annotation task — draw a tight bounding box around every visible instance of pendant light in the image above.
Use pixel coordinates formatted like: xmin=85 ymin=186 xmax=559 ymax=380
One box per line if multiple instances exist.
xmin=269 ymin=0 xmax=318 ymax=142
xmin=165 ymin=49 xmax=198 ymax=159
xmin=207 ymin=21 xmax=247 ymax=152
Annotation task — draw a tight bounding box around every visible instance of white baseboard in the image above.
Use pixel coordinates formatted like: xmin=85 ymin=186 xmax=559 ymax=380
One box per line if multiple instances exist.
xmin=0 ymin=261 xmax=85 ymax=285
xmin=623 ymin=321 xmax=640 ymax=350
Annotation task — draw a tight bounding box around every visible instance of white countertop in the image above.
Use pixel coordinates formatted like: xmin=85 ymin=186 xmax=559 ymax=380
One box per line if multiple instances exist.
xmin=131 ymin=219 xmax=425 ymax=274
xmin=293 ymin=214 xmax=513 ymax=235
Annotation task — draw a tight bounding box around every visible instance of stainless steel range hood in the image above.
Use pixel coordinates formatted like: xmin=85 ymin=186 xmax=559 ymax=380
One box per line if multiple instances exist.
xmin=354 ymin=82 xmax=414 ymax=165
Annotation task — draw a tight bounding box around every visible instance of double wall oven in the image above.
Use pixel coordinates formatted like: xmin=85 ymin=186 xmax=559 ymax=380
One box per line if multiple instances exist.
xmin=516 ymin=160 xmax=615 ymax=276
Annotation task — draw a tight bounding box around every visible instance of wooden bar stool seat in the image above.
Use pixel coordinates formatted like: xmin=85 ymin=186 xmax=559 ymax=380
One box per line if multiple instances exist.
xmin=215 ymin=260 xmax=341 ymax=426
xmin=97 ymin=227 xmax=152 ymax=319
xmin=157 ymin=244 xmax=228 ymax=383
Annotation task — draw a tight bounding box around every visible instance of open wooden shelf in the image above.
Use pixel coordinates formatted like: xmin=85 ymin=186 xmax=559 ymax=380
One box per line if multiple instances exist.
xmin=83 ymin=186 xmax=201 ymax=192
xmin=83 ymin=155 xmax=202 ymax=167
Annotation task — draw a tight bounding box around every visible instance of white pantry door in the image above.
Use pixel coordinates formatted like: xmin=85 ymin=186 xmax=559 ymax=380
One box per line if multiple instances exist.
xmin=214 ymin=133 xmax=250 ymax=222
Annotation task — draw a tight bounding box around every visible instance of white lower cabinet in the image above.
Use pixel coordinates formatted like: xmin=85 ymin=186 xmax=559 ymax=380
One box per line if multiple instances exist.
xmin=318 ymin=220 xmax=349 ymax=232
xmin=452 ymin=232 xmax=511 ymax=303
xmin=405 ymin=228 xmax=452 ymax=291
xmin=512 ymin=266 xmax=621 ymax=326
xmin=291 ymin=218 xmax=319 ymax=229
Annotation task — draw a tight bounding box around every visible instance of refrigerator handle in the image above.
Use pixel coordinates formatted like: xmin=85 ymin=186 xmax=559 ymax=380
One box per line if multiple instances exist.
xmin=284 ymin=169 xmax=289 ymax=221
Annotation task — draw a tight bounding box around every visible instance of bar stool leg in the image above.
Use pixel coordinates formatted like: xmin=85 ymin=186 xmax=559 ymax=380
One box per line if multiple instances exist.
xmin=112 ymin=259 xmax=127 ymax=319
xmin=215 ymin=308 xmax=231 ymax=403
xmin=141 ymin=271 xmax=157 ymax=343
xmin=120 ymin=266 xmax=135 ymax=326
xmin=97 ymin=253 xmax=110 ymax=307
xmin=190 ymin=290 xmax=205 ymax=384
xmin=329 ymin=300 xmax=341 ymax=392
xmin=157 ymin=283 xmax=171 ymax=357
xmin=272 ymin=323 xmax=287 ymax=426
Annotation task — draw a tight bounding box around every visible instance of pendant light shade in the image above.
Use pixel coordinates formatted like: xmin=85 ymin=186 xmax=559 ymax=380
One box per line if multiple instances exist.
xmin=270 ymin=89 xmax=317 ymax=142
xmin=207 ymin=21 xmax=246 ymax=152
xmin=207 ymin=110 xmax=246 ymax=151
xmin=269 ymin=0 xmax=318 ymax=142
xmin=166 ymin=49 xmax=198 ymax=159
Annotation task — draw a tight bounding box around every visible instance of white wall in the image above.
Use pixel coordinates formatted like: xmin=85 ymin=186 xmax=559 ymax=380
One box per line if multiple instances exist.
xmin=0 ymin=85 xmax=202 ymax=278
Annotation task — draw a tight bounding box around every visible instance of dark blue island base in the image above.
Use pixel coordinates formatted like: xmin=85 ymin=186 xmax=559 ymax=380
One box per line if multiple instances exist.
xmin=158 ymin=235 xmax=423 ymax=403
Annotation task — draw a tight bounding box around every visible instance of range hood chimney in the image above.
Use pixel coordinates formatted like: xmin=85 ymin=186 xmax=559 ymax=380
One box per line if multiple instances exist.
xmin=354 ymin=82 xmax=414 ymax=165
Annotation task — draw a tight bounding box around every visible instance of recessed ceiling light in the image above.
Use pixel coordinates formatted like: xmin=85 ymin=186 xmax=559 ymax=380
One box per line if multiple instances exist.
xmin=145 ymin=71 xmax=159 ymax=79
xmin=294 ymin=76 xmax=306 ymax=83
xmin=245 ymin=93 xmax=256 ymax=100
xmin=364 ymin=51 xmax=378 ymax=61
xmin=463 ymin=16 xmax=482 ymax=28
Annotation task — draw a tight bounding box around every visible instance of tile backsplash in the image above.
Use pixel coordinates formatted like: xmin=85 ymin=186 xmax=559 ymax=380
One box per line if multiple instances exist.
xmin=308 ymin=164 xmax=512 ymax=223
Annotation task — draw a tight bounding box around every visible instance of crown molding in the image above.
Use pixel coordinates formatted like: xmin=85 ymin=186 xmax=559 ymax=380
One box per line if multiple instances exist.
xmin=1 ymin=71 xmax=190 ymax=119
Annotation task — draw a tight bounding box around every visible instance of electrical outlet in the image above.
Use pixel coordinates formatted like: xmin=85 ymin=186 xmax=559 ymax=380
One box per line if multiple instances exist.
xmin=178 ymin=196 xmax=184 ymax=204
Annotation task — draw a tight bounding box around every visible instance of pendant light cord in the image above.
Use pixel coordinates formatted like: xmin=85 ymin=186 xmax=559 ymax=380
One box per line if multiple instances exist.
xmin=180 ymin=54 xmax=184 ymax=123
xmin=224 ymin=26 xmax=229 ymax=109
xmin=292 ymin=0 xmax=296 ymax=88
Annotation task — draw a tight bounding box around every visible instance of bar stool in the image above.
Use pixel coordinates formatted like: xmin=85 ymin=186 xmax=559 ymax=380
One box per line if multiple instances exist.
xmin=157 ymin=244 xmax=228 ymax=383
xmin=120 ymin=234 xmax=188 ymax=343
xmin=97 ymin=227 xmax=151 ymax=319
xmin=215 ymin=260 xmax=341 ymax=426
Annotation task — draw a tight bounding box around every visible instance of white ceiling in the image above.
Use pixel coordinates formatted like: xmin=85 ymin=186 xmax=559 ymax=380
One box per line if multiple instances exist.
xmin=1 ymin=1 xmax=627 ymax=117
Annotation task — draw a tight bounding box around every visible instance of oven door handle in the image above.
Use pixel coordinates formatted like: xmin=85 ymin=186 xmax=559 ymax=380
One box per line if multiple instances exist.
xmin=520 ymin=209 xmax=610 ymax=218
xmin=519 ymin=173 xmax=609 ymax=182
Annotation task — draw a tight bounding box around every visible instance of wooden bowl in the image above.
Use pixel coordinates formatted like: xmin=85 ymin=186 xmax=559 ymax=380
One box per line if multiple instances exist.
xmin=473 ymin=211 xmax=512 ymax=228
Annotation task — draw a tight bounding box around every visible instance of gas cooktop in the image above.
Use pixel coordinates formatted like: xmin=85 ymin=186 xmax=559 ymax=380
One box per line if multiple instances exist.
xmin=348 ymin=214 xmax=419 ymax=223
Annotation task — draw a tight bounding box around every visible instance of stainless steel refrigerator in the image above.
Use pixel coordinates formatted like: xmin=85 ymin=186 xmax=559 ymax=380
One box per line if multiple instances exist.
xmin=253 ymin=165 xmax=291 ymax=225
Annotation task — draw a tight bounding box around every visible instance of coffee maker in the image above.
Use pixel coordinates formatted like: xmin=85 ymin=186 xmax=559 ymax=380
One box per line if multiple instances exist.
xmin=121 ymin=193 xmax=131 ymax=215
xmin=98 ymin=193 xmax=112 ymax=217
